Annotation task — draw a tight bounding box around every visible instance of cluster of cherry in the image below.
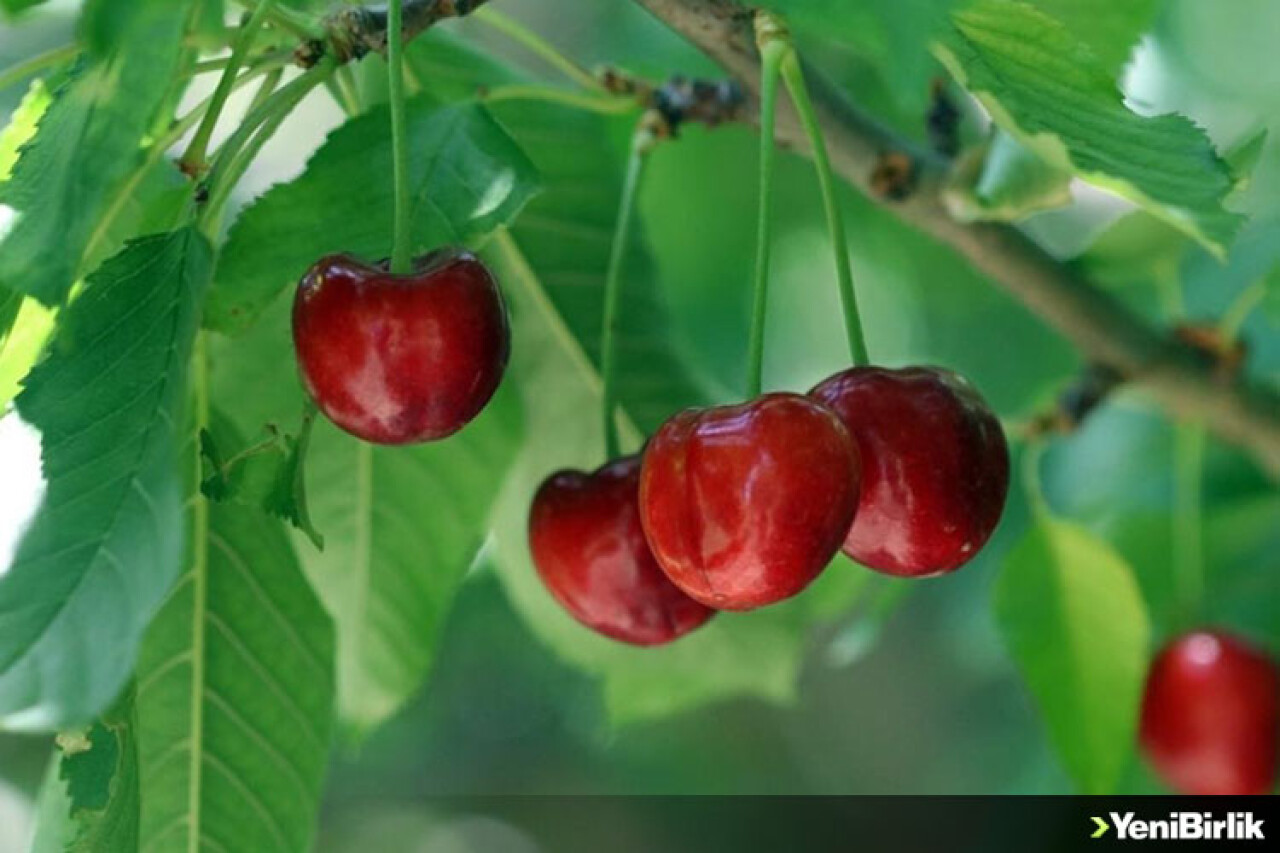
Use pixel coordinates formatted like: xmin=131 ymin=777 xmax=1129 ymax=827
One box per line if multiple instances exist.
xmin=529 ymin=367 xmax=1009 ymax=643
xmin=287 ymin=248 xmax=1275 ymax=797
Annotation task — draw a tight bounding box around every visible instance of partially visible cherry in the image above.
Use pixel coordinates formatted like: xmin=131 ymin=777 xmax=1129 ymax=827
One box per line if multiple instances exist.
xmin=639 ymin=393 xmax=860 ymax=611
xmin=292 ymin=248 xmax=509 ymax=444
xmin=1140 ymin=630 xmax=1278 ymax=795
xmin=529 ymin=456 xmax=714 ymax=646
xmin=810 ymin=366 xmax=1008 ymax=577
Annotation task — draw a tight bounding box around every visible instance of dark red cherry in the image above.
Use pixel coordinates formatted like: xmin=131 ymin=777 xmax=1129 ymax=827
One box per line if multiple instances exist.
xmin=1140 ymin=630 xmax=1278 ymax=795
xmin=638 ymin=393 xmax=861 ymax=611
xmin=292 ymin=248 xmax=509 ymax=444
xmin=529 ymin=456 xmax=714 ymax=646
xmin=810 ymin=366 xmax=1008 ymax=577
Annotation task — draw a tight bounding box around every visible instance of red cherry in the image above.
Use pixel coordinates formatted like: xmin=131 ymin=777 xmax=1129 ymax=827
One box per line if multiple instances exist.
xmin=638 ymin=393 xmax=860 ymax=611
xmin=1140 ymin=630 xmax=1278 ymax=795
xmin=292 ymin=248 xmax=509 ymax=444
xmin=810 ymin=366 xmax=1008 ymax=577
xmin=529 ymin=456 xmax=714 ymax=646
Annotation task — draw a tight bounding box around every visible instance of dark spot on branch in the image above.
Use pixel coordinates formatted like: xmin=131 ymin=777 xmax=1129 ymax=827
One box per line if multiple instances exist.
xmin=870 ymin=151 xmax=916 ymax=200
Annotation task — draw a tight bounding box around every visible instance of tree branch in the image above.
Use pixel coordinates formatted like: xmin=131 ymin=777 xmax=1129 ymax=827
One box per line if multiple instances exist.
xmin=297 ymin=0 xmax=493 ymax=66
xmin=634 ymin=0 xmax=1280 ymax=478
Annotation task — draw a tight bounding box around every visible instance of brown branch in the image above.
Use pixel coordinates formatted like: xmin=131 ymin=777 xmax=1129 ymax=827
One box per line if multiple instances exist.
xmin=297 ymin=0 xmax=493 ymax=66
xmin=634 ymin=0 xmax=1280 ymax=478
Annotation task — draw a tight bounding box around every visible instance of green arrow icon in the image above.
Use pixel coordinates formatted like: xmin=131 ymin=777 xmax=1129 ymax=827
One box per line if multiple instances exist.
xmin=1091 ymin=816 xmax=1110 ymax=839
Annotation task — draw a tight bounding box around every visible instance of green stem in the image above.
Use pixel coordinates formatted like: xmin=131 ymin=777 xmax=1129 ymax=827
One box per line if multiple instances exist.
xmin=336 ymin=65 xmax=363 ymax=114
xmin=199 ymin=61 xmax=335 ymax=236
xmin=180 ymin=0 xmax=276 ymax=174
xmin=0 ymin=43 xmax=80 ymax=92
xmin=779 ymin=51 xmax=870 ymax=366
xmin=600 ymin=129 xmax=652 ymax=460
xmin=471 ymin=6 xmax=603 ymax=92
xmin=1172 ymin=423 xmax=1206 ymax=624
xmin=247 ymin=67 xmax=283 ymax=113
xmin=387 ymin=0 xmax=412 ymax=274
xmin=746 ymin=37 xmax=788 ymax=399
xmin=481 ymin=84 xmax=635 ymax=114
xmin=80 ymin=60 xmax=286 ymax=273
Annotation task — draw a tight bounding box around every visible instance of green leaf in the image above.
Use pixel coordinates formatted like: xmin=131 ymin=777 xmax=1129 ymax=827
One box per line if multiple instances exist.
xmin=206 ymin=99 xmax=540 ymax=334
xmin=494 ymin=100 xmax=709 ymax=433
xmin=199 ymin=414 xmax=325 ymax=550
xmin=0 ymin=0 xmax=194 ymax=305
xmin=133 ymin=487 xmax=335 ymax=852
xmin=0 ymin=227 xmax=213 ymax=730
xmin=937 ymin=0 xmax=1243 ymax=256
xmin=1030 ymin=0 xmax=1158 ymax=76
xmin=0 ymin=77 xmax=51 ymax=180
xmin=208 ymin=292 xmax=524 ymax=735
xmin=995 ymin=515 xmax=1151 ymax=793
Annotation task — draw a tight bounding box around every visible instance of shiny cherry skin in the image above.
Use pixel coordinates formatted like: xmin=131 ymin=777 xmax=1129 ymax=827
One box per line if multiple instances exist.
xmin=810 ymin=366 xmax=1008 ymax=577
xmin=638 ymin=393 xmax=861 ymax=611
xmin=292 ymin=248 xmax=509 ymax=444
xmin=529 ymin=456 xmax=714 ymax=646
xmin=1140 ymin=630 xmax=1278 ymax=795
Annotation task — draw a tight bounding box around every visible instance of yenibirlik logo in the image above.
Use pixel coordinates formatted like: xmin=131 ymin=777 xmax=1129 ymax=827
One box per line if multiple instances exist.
xmin=1091 ymin=812 xmax=1265 ymax=841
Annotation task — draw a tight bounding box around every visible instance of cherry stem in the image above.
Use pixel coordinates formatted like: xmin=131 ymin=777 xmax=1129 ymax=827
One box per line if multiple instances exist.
xmin=1171 ymin=422 xmax=1206 ymax=624
xmin=180 ymin=0 xmax=276 ymax=176
xmin=387 ymin=0 xmax=413 ymax=274
xmin=471 ymin=7 xmax=603 ymax=92
xmin=779 ymin=51 xmax=870 ymax=367
xmin=600 ymin=127 xmax=653 ymax=461
xmin=198 ymin=60 xmax=335 ymax=237
xmin=746 ymin=32 xmax=788 ymax=399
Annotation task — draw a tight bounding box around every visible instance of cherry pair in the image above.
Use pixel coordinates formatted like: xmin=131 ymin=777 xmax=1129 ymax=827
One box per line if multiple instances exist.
xmin=1140 ymin=630 xmax=1278 ymax=795
xmin=529 ymin=366 xmax=1009 ymax=646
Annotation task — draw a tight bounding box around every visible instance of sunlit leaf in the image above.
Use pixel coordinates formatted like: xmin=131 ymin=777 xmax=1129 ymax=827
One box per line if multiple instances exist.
xmin=995 ymin=514 xmax=1151 ymax=793
xmin=0 ymin=0 xmax=194 ymax=305
xmin=937 ymin=0 xmax=1243 ymax=256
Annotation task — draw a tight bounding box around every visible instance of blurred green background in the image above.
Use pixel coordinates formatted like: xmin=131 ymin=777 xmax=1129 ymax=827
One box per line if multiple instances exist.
xmin=1 ymin=0 xmax=1278 ymax=846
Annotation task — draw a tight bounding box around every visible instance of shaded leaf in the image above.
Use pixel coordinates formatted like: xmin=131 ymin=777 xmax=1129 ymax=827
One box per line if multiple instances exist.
xmin=134 ymin=474 xmax=335 ymax=852
xmin=937 ymin=0 xmax=1243 ymax=256
xmin=995 ymin=515 xmax=1151 ymax=793
xmin=0 ymin=227 xmax=212 ymax=729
